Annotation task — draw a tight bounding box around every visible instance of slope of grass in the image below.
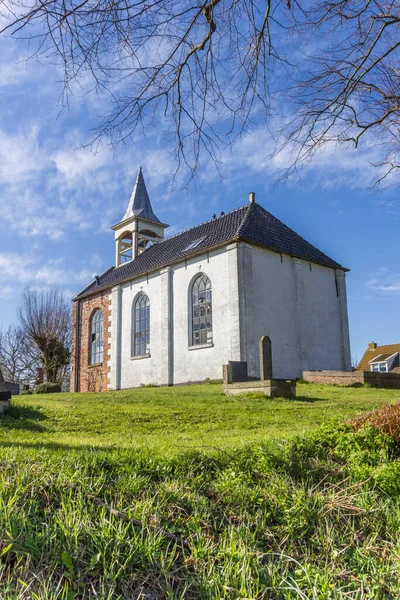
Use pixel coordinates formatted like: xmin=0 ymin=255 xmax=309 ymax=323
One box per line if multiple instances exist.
xmin=2 ymin=382 xmax=399 ymax=454
xmin=1 ymin=383 xmax=400 ymax=599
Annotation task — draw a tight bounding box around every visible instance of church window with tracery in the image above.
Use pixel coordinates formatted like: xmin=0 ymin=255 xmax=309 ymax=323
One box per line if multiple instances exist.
xmin=133 ymin=294 xmax=150 ymax=356
xmin=90 ymin=309 xmax=104 ymax=364
xmin=191 ymin=274 xmax=212 ymax=346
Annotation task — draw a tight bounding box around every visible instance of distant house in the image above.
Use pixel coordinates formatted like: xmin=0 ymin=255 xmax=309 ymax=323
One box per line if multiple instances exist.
xmin=357 ymin=342 xmax=400 ymax=373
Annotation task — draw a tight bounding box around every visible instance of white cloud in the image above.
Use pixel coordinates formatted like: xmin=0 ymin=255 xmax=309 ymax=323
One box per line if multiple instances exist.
xmin=226 ymin=125 xmax=393 ymax=190
xmin=50 ymin=132 xmax=111 ymax=184
xmin=366 ymin=269 xmax=400 ymax=294
xmin=0 ymin=285 xmax=14 ymax=299
xmin=0 ymin=127 xmax=46 ymax=185
xmin=0 ymin=253 xmax=101 ymax=287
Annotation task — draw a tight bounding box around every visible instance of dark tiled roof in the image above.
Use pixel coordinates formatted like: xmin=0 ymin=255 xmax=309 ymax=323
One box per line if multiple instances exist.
xmin=75 ymin=202 xmax=346 ymax=299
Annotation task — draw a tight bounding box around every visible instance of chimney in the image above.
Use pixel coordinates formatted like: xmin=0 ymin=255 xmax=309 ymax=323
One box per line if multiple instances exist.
xmin=368 ymin=342 xmax=377 ymax=350
xmin=249 ymin=192 xmax=255 ymax=204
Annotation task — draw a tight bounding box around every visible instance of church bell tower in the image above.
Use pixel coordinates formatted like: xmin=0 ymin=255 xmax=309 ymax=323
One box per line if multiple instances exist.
xmin=111 ymin=168 xmax=168 ymax=266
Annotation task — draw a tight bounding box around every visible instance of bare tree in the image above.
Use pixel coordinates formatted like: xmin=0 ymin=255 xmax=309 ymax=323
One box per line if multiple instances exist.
xmin=1 ymin=0 xmax=399 ymax=180
xmin=0 ymin=324 xmax=40 ymax=385
xmin=17 ymin=288 xmax=71 ymax=384
xmin=282 ymin=0 xmax=400 ymax=184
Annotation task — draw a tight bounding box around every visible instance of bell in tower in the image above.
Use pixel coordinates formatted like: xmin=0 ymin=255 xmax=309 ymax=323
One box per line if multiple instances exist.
xmin=111 ymin=168 xmax=169 ymax=266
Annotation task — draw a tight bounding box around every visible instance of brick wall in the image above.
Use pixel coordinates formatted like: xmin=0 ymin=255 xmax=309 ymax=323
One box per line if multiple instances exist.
xmin=71 ymin=290 xmax=112 ymax=392
xmin=303 ymin=370 xmax=400 ymax=389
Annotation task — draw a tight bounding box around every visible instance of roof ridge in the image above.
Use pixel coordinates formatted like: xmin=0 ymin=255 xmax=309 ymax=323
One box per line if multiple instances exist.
xmin=157 ymin=203 xmax=248 ymax=244
xmin=368 ymin=343 xmax=400 ymax=349
xmin=235 ymin=202 xmax=254 ymax=237
xmin=240 ymin=202 xmax=343 ymax=268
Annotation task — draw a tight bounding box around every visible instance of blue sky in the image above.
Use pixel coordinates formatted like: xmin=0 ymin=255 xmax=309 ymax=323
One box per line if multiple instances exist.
xmin=0 ymin=32 xmax=399 ymax=365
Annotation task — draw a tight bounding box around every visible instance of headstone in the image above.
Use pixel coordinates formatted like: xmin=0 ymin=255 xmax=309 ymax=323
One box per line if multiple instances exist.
xmin=222 ymin=361 xmax=248 ymax=384
xmin=0 ymin=367 xmax=7 ymax=392
xmin=0 ymin=367 xmax=11 ymax=409
xmin=260 ymin=336 xmax=272 ymax=380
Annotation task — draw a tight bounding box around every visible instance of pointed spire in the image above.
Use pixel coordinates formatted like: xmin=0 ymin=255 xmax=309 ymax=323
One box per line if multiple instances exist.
xmin=122 ymin=167 xmax=161 ymax=223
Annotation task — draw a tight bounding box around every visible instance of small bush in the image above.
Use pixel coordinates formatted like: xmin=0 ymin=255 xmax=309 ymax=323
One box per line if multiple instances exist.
xmin=35 ymin=382 xmax=61 ymax=394
xmin=20 ymin=389 xmax=33 ymax=395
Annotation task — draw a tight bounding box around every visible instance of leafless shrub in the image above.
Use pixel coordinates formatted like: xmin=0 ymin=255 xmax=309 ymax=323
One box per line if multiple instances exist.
xmin=0 ymin=324 xmax=40 ymax=387
xmin=351 ymin=401 xmax=400 ymax=441
xmin=17 ymin=288 xmax=71 ymax=384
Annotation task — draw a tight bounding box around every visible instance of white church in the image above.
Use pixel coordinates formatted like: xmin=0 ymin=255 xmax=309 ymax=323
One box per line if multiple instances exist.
xmin=71 ymin=169 xmax=351 ymax=392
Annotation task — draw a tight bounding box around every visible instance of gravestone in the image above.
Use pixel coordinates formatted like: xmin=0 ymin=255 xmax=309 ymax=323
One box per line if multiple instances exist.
xmin=0 ymin=367 xmax=11 ymax=413
xmin=222 ymin=335 xmax=296 ymax=399
xmin=222 ymin=361 xmax=248 ymax=384
xmin=259 ymin=335 xmax=272 ymax=380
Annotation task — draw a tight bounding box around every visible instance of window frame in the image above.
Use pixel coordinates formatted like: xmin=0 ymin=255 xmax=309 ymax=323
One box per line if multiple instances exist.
xmin=90 ymin=309 xmax=104 ymax=366
xmin=370 ymin=362 xmax=388 ymax=373
xmin=132 ymin=293 xmax=150 ymax=357
xmin=189 ymin=273 xmax=213 ymax=348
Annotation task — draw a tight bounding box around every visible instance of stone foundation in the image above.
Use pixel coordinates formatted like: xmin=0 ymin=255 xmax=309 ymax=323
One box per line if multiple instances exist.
xmin=223 ymin=379 xmax=296 ymax=398
xmin=303 ymin=370 xmax=400 ymax=389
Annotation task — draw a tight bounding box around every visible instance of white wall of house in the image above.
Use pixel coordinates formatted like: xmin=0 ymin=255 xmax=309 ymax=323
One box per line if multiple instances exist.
xmin=108 ymin=241 xmax=351 ymax=389
xmin=171 ymin=244 xmax=241 ymax=384
xmin=239 ymin=244 xmax=351 ymax=379
xmin=109 ymin=244 xmax=242 ymax=388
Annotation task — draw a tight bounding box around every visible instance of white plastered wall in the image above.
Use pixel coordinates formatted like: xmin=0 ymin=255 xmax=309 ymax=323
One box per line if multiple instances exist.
xmin=239 ymin=244 xmax=351 ymax=379
xmin=108 ymin=241 xmax=351 ymax=388
xmin=109 ymin=244 xmax=241 ymax=388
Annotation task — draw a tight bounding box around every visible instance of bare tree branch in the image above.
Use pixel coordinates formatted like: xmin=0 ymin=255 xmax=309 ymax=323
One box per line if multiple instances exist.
xmin=1 ymin=0 xmax=399 ymax=182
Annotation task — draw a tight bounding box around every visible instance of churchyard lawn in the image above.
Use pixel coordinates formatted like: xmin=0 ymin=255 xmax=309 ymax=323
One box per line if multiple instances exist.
xmin=1 ymin=382 xmax=400 ymax=598
xmin=1 ymin=382 xmax=397 ymax=454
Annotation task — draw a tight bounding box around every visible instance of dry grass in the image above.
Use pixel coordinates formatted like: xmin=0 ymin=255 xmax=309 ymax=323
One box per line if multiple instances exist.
xmin=350 ymin=401 xmax=400 ymax=440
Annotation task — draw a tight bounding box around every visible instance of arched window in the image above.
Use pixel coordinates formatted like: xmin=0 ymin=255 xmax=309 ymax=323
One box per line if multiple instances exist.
xmin=90 ymin=309 xmax=104 ymax=365
xmin=133 ymin=294 xmax=150 ymax=356
xmin=191 ymin=274 xmax=212 ymax=346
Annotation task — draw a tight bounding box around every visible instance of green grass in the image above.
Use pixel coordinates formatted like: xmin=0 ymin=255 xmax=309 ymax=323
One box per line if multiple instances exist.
xmin=3 ymin=383 xmax=400 ymax=454
xmin=1 ymin=383 xmax=400 ymax=599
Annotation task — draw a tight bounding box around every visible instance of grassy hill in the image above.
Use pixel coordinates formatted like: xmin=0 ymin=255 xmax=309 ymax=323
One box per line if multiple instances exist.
xmin=1 ymin=383 xmax=400 ymax=599
xmin=1 ymin=382 xmax=398 ymax=454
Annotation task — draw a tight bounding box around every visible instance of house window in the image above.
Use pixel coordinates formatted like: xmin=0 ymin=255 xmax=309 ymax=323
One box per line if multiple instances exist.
xmin=191 ymin=274 xmax=212 ymax=346
xmin=371 ymin=363 xmax=387 ymax=373
xmin=90 ymin=309 xmax=104 ymax=365
xmin=133 ymin=294 xmax=150 ymax=356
